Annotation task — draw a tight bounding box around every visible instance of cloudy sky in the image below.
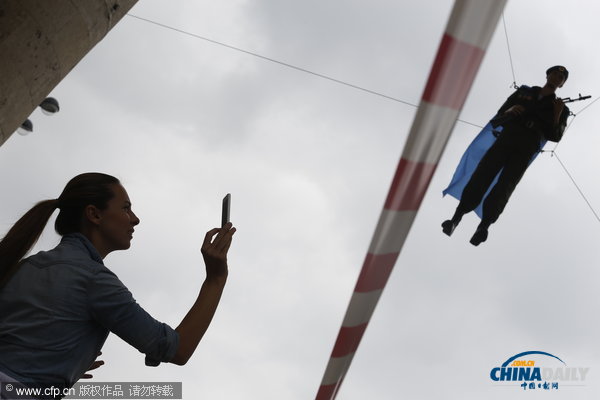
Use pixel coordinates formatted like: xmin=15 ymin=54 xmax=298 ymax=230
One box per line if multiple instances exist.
xmin=2 ymin=0 xmax=600 ymax=399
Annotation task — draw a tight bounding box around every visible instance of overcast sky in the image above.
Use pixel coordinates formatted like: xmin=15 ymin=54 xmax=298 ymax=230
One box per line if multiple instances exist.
xmin=1 ymin=1 xmax=600 ymax=399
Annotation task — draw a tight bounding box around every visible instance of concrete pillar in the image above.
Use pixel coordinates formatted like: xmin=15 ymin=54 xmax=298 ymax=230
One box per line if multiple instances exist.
xmin=0 ymin=0 xmax=138 ymax=146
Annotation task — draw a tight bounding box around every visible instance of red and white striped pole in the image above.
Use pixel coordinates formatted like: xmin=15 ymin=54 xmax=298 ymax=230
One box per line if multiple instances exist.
xmin=316 ymin=1 xmax=507 ymax=398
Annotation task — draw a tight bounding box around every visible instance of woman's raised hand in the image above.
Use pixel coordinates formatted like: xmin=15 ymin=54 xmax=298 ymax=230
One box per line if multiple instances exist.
xmin=201 ymin=223 xmax=236 ymax=280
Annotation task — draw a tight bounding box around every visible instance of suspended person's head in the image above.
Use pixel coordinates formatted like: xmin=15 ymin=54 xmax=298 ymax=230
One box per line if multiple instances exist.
xmin=546 ymin=65 xmax=568 ymax=89
xmin=0 ymin=173 xmax=140 ymax=286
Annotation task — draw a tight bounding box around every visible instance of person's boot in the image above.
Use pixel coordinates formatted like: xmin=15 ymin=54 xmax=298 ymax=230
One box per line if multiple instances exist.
xmin=470 ymin=222 xmax=489 ymax=246
xmin=441 ymin=211 xmax=463 ymax=237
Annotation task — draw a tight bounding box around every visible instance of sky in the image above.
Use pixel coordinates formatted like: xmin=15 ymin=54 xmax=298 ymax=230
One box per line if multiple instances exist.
xmin=1 ymin=0 xmax=600 ymax=399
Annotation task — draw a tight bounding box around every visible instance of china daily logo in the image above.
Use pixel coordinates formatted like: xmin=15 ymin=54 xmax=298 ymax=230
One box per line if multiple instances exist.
xmin=490 ymin=351 xmax=590 ymax=391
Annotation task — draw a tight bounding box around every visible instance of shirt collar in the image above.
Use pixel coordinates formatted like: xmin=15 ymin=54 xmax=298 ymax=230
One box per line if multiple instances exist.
xmin=61 ymin=233 xmax=104 ymax=264
xmin=531 ymin=86 xmax=556 ymax=99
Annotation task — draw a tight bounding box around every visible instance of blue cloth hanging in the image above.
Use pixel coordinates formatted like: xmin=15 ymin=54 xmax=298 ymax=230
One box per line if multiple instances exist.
xmin=442 ymin=121 xmax=545 ymax=218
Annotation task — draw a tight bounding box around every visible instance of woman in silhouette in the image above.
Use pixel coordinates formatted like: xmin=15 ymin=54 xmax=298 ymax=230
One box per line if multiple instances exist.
xmin=0 ymin=173 xmax=235 ymax=397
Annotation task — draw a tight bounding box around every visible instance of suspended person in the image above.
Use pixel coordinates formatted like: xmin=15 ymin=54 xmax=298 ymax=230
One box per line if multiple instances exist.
xmin=0 ymin=173 xmax=235 ymax=398
xmin=442 ymin=66 xmax=570 ymax=246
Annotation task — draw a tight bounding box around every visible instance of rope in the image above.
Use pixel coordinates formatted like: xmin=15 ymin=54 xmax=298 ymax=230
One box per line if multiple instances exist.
xmin=501 ymin=12 xmax=518 ymax=89
xmin=125 ymin=14 xmax=483 ymax=129
xmin=548 ymin=151 xmax=600 ymax=223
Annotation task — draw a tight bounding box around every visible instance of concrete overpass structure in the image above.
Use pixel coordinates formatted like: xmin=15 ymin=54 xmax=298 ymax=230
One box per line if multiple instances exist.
xmin=0 ymin=0 xmax=138 ymax=146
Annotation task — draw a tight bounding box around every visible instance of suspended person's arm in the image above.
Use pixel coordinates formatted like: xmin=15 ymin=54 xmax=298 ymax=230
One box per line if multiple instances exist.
xmin=533 ymin=98 xmax=569 ymax=143
xmin=496 ymin=86 xmax=526 ymax=115
xmin=491 ymin=87 xmax=527 ymax=127
xmin=546 ymin=100 xmax=569 ymax=142
xmin=170 ymin=223 xmax=236 ymax=365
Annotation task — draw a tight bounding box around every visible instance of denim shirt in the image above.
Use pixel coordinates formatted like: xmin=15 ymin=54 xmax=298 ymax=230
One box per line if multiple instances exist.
xmin=0 ymin=233 xmax=179 ymax=389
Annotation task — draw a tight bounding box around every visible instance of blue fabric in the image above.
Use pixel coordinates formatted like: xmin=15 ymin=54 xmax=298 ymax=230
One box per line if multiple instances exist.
xmin=443 ymin=121 xmax=545 ymax=218
xmin=0 ymin=233 xmax=179 ymax=390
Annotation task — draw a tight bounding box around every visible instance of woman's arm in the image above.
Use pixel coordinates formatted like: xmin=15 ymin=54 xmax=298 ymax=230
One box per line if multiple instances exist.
xmin=170 ymin=223 xmax=236 ymax=365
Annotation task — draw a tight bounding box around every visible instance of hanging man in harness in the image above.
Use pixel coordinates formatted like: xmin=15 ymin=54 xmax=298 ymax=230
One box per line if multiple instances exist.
xmin=442 ymin=66 xmax=571 ymax=246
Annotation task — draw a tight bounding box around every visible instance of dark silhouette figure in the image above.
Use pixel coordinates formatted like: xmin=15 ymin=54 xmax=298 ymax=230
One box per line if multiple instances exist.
xmin=442 ymin=66 xmax=570 ymax=245
xmin=0 ymin=173 xmax=235 ymax=395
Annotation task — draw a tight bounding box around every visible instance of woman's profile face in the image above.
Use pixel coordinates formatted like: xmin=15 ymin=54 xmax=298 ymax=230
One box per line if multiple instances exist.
xmin=94 ymin=184 xmax=140 ymax=255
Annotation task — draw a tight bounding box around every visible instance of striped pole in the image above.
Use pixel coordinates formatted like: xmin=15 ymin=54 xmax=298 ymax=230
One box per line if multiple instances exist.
xmin=316 ymin=1 xmax=507 ymax=398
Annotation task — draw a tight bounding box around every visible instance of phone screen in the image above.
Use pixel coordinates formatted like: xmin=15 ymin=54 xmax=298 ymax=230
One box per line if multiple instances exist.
xmin=221 ymin=193 xmax=231 ymax=227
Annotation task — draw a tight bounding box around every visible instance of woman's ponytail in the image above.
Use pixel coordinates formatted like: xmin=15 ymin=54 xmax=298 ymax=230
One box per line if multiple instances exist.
xmin=0 ymin=199 xmax=59 ymax=287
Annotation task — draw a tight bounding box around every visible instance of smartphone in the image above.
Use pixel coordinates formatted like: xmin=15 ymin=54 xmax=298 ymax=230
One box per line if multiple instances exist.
xmin=221 ymin=193 xmax=231 ymax=227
